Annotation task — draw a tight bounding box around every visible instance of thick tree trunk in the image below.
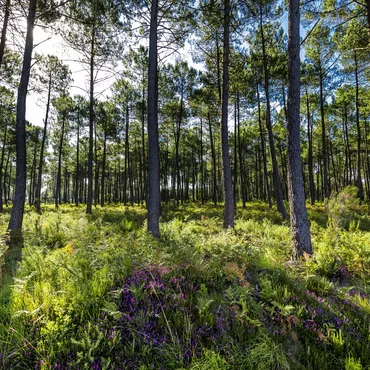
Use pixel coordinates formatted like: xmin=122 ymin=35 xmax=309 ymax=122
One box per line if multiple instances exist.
xmin=147 ymin=0 xmax=160 ymax=237
xmin=221 ymin=0 xmax=234 ymax=228
xmin=8 ymin=0 xmax=36 ymax=235
xmin=287 ymin=0 xmax=312 ymax=259
xmin=0 ymin=0 xmax=10 ymax=69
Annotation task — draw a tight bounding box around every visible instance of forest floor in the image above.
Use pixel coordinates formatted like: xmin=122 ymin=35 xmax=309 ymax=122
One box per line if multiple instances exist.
xmin=0 ymin=199 xmax=369 ymax=369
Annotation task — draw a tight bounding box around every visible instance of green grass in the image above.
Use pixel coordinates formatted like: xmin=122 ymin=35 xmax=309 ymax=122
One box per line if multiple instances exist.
xmin=0 ymin=201 xmax=369 ymax=369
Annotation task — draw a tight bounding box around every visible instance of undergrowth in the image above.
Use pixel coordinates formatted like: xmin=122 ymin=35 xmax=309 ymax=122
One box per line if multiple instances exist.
xmin=0 ymin=201 xmax=369 ymax=369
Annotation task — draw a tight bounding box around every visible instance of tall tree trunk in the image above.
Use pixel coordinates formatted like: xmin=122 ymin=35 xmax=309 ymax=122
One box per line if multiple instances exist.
xmin=29 ymin=139 xmax=38 ymax=206
xmin=306 ymin=89 xmax=315 ymax=205
xmin=287 ymin=0 xmax=312 ymax=258
xmin=233 ymin=98 xmax=238 ymax=202
xmin=126 ymin=104 xmax=134 ymax=205
xmin=35 ymin=73 xmax=51 ymax=213
xmin=75 ymin=114 xmax=80 ymax=206
xmin=147 ymin=0 xmax=160 ymax=237
xmin=260 ymin=6 xmax=287 ymax=219
xmin=86 ymin=23 xmax=95 ymax=215
xmin=141 ymin=82 xmax=147 ymax=203
xmin=94 ymin=121 xmax=99 ymax=206
xmin=8 ymin=0 xmax=36 ymax=235
xmin=237 ymin=94 xmax=246 ymax=208
xmin=101 ymin=130 xmax=107 ymax=206
xmin=257 ymin=83 xmax=272 ymax=209
xmin=354 ymin=51 xmax=364 ymax=201
xmin=208 ymin=112 xmax=217 ymax=205
xmin=221 ymin=0 xmax=234 ymax=228
xmin=200 ymin=117 xmax=204 ymax=204
xmin=364 ymin=119 xmax=370 ymax=199
xmin=319 ymin=67 xmax=329 ymax=198
xmin=0 ymin=0 xmax=10 ymax=69
xmin=3 ymin=148 xmax=10 ymax=206
xmin=0 ymin=122 xmax=7 ymax=212
xmin=55 ymin=112 xmax=65 ymax=209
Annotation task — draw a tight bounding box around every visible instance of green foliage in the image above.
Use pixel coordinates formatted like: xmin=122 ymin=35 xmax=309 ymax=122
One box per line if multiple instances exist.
xmin=0 ymin=203 xmax=369 ymax=369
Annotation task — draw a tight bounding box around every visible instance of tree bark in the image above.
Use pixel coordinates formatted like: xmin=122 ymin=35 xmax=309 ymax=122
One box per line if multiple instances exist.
xmin=0 ymin=0 xmax=10 ymax=69
xmin=147 ymin=0 xmax=160 ymax=237
xmin=221 ymin=0 xmax=234 ymax=228
xmin=287 ymin=0 xmax=312 ymax=259
xmin=8 ymin=0 xmax=36 ymax=235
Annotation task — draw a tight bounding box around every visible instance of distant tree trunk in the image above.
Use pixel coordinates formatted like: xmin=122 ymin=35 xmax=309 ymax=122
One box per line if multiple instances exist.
xmin=147 ymin=0 xmax=160 ymax=237
xmin=86 ymin=24 xmax=95 ymax=215
xmin=94 ymin=121 xmax=99 ymax=206
xmin=0 ymin=0 xmax=10 ymax=69
xmin=287 ymin=0 xmax=312 ymax=259
xmin=364 ymin=119 xmax=370 ymax=199
xmin=306 ymin=89 xmax=315 ymax=205
xmin=208 ymin=112 xmax=217 ymax=205
xmin=8 ymin=0 xmax=36 ymax=235
xmin=3 ymin=149 xmax=10 ymax=206
xmin=75 ymin=114 xmax=80 ymax=206
xmin=200 ymin=116 xmax=204 ymax=204
xmin=101 ymin=130 xmax=107 ymax=207
xmin=221 ymin=0 xmax=234 ymax=228
xmin=126 ymin=104 xmax=134 ymax=206
xmin=141 ymin=83 xmax=147 ymax=203
xmin=29 ymin=139 xmax=38 ymax=206
xmin=237 ymin=94 xmax=246 ymax=208
xmin=354 ymin=51 xmax=364 ymax=201
xmin=233 ymin=98 xmax=238 ymax=202
xmin=55 ymin=112 xmax=66 ymax=209
xmin=257 ymin=83 xmax=272 ymax=209
xmin=319 ymin=65 xmax=329 ymax=198
xmin=260 ymin=6 xmax=287 ymax=219
xmin=0 ymin=122 xmax=7 ymax=212
xmin=35 ymin=73 xmax=51 ymax=214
